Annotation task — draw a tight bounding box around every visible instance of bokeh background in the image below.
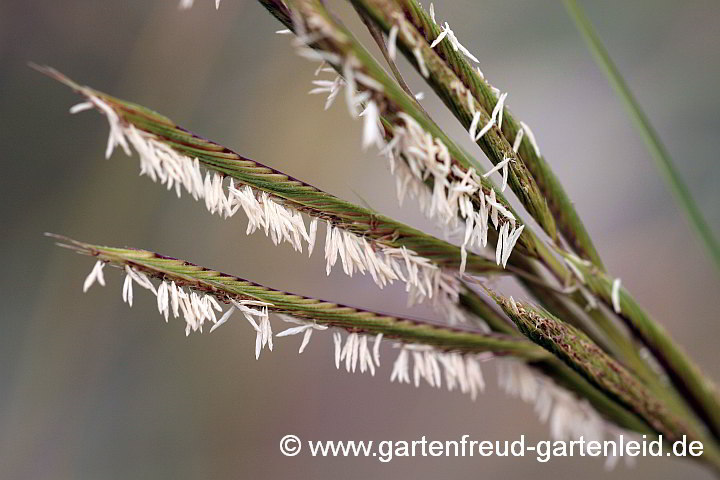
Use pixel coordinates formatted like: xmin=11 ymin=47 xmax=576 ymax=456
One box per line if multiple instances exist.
xmin=1 ymin=0 xmax=718 ymax=478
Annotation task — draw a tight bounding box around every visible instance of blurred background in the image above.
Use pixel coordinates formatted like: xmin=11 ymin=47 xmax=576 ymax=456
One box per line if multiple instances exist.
xmin=1 ymin=0 xmax=719 ymax=478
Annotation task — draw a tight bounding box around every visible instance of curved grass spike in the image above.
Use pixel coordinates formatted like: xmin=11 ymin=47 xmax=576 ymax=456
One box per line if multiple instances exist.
xmin=37 ymin=66 xmax=502 ymax=277
xmin=258 ymin=0 xmax=680 ymax=400
xmin=369 ymin=0 xmax=604 ymax=270
xmin=562 ymin=252 xmax=720 ymax=441
xmin=52 ymin=234 xmax=547 ymax=358
xmin=564 ymin=0 xmax=719 ymax=273
xmin=54 ymin=234 xmax=664 ymax=446
xmin=349 ymin=0 xmax=559 ymax=244
xmin=488 ymin=289 xmax=720 ymax=471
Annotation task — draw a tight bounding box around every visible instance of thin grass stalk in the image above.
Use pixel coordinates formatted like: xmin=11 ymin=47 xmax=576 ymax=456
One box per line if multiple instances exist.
xmin=564 ymin=0 xmax=720 ymax=273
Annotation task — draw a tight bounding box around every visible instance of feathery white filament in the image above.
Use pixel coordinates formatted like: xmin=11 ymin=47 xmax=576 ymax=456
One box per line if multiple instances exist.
xmin=482 ymin=156 xmax=512 ymax=193
xmin=493 ymin=91 xmax=508 ymax=130
xmin=333 ymin=331 xmax=380 ymax=375
xmin=383 ymin=112 xmax=521 ymax=270
xmin=360 ymin=101 xmax=384 ymax=150
xmin=309 ymin=76 xmax=345 ymax=110
xmin=83 ymin=260 xmax=106 ymax=292
xmin=512 ymin=128 xmax=524 ymax=153
xmin=473 ymin=91 xmax=508 ymax=143
xmin=323 ymin=222 xmax=467 ymax=324
xmin=611 ymin=278 xmax=622 ymax=314
xmin=387 ymin=24 xmax=399 ymax=60
xmin=497 ymin=359 xmax=613 ymax=444
xmin=72 ymin=96 xmax=318 ymax=255
xmin=276 ymin=315 xmax=328 ymax=354
xmin=519 ymin=121 xmax=541 ymax=157
xmin=429 ymin=22 xmax=479 ymax=63
xmin=390 ymin=344 xmax=486 ymax=400
xmin=82 ymin=261 xmax=274 ymax=355
xmin=412 ymin=48 xmax=430 ymax=78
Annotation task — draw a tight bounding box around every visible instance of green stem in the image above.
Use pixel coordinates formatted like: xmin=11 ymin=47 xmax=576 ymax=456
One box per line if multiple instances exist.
xmin=563 ymin=0 xmax=720 ymax=272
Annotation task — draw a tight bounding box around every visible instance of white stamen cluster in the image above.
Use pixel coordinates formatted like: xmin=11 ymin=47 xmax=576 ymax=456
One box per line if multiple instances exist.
xmin=300 ymin=33 xmax=524 ymax=273
xmin=429 ymin=22 xmax=479 ymax=63
xmin=386 ymin=2 xmax=544 ymax=174
xmin=482 ymin=156 xmax=512 ymax=193
xmin=331 ymin=331 xmax=489 ymax=402
xmin=121 ymin=265 xmax=156 ymax=307
xmin=83 ymin=260 xmax=106 ymax=292
xmin=323 ymin=222 xmax=467 ymax=324
xmin=276 ymin=315 xmax=328 ymax=354
xmin=309 ymin=76 xmax=345 ymax=110
xmin=497 ymin=359 xmax=611 ymax=443
xmin=288 ymin=15 xmax=482 ymax=325
xmin=426 ymin=3 xmax=479 ymax=64
xmin=468 ymin=90 xmax=507 ymax=144
xmin=74 ymin=96 xmax=320 ymax=255
xmin=229 ymin=184 xmax=314 ymax=254
xmin=497 ymin=359 xmax=636 ymax=469
xmin=83 ymin=260 xmax=276 ymax=357
xmin=423 ymin=4 xmax=545 ymax=165
xmin=390 ymin=344 xmax=487 ymax=400
xmin=333 ymin=332 xmax=383 ymax=376
xmin=519 ymin=120 xmax=541 ymax=157
xmin=242 ymin=306 xmax=274 ymax=359
xmin=382 ymin=111 xmax=524 ymax=270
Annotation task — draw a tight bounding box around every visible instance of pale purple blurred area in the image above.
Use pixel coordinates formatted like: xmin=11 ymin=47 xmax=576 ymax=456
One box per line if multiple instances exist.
xmin=1 ymin=0 xmax=719 ymax=478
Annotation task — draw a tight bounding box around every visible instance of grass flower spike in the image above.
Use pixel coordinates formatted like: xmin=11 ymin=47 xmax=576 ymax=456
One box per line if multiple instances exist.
xmin=40 ymin=0 xmax=720 ymax=473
